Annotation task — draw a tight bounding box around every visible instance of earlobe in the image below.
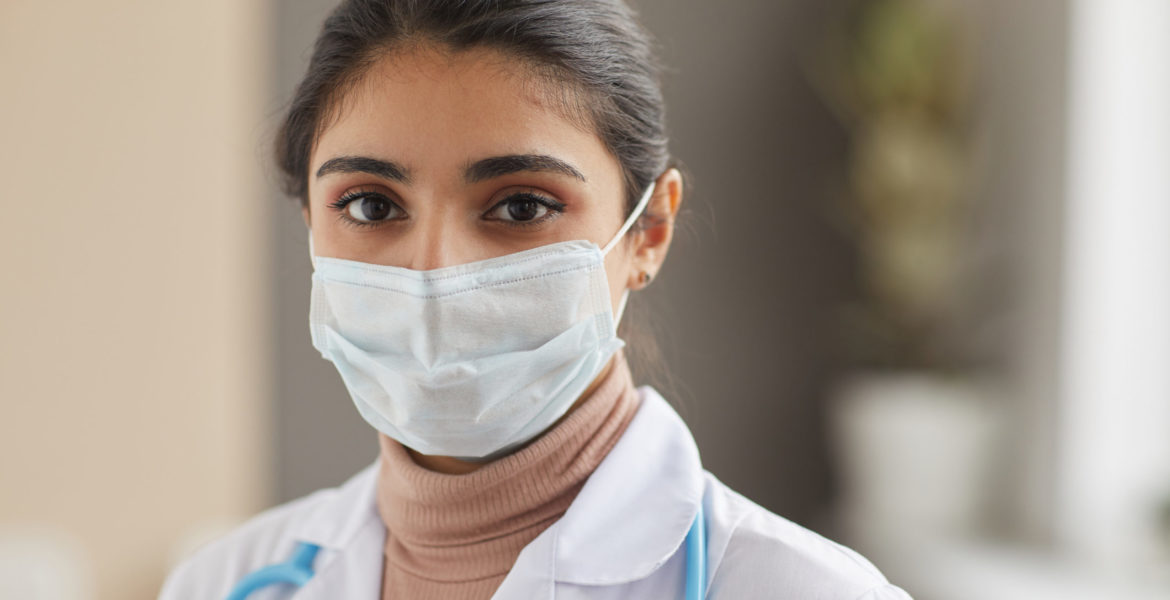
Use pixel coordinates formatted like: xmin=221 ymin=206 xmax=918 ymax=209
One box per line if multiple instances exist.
xmin=301 ymin=205 xmax=312 ymax=229
xmin=626 ymin=269 xmax=653 ymax=291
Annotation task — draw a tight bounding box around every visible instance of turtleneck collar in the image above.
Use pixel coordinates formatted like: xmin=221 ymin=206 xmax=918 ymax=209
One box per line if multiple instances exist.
xmin=374 ymin=352 xmax=641 ymax=597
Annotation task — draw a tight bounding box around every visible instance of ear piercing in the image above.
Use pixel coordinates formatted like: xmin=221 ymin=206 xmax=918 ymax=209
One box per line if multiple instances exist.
xmin=640 ymin=271 xmax=652 ymax=285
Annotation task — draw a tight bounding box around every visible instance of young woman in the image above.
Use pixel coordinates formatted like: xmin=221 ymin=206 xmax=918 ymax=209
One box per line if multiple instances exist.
xmin=161 ymin=1 xmax=911 ymax=598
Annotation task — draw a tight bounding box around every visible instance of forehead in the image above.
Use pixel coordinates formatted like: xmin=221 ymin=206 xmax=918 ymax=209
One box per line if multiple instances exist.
xmin=311 ymin=45 xmax=617 ymax=183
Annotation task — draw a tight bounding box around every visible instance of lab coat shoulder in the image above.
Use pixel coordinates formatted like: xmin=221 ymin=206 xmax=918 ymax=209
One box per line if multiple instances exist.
xmin=157 ymin=484 xmax=341 ymax=600
xmin=703 ymin=472 xmax=912 ymax=600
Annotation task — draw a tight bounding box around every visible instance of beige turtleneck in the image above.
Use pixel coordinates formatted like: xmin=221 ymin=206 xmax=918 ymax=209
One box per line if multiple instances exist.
xmin=374 ymin=353 xmax=642 ymax=600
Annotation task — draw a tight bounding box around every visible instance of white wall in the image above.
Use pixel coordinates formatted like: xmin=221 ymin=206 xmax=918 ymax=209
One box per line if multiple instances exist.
xmin=0 ymin=1 xmax=271 ymax=598
xmin=1059 ymin=0 xmax=1170 ymax=574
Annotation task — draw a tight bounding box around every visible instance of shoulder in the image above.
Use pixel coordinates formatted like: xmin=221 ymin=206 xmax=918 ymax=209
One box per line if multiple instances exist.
xmin=158 ymin=462 xmax=378 ymax=600
xmin=158 ymin=489 xmax=330 ymax=599
xmin=702 ymin=472 xmax=912 ymax=600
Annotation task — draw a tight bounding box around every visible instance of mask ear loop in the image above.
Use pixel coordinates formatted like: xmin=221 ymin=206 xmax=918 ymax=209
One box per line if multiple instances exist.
xmin=307 ymin=230 xmax=316 ymax=269
xmin=602 ymin=181 xmax=657 ymax=329
xmin=614 ymin=289 xmax=632 ymax=327
xmin=601 ymin=181 xmax=657 ymax=256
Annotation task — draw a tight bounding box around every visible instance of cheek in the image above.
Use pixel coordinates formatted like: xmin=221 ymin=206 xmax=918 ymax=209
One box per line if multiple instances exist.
xmin=601 ymin=248 xmax=632 ymax=316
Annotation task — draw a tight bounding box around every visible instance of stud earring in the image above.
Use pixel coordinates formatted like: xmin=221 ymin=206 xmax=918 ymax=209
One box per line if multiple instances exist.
xmin=640 ymin=271 xmax=652 ymax=285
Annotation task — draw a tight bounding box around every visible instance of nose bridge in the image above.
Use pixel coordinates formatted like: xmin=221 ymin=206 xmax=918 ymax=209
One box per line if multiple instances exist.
xmin=407 ymin=198 xmax=458 ymax=271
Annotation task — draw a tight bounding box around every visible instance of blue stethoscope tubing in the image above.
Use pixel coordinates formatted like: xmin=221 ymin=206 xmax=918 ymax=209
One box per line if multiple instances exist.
xmin=684 ymin=502 xmax=707 ymax=600
xmin=224 ymin=541 xmax=320 ymax=600
xmin=225 ymin=503 xmax=707 ymax=599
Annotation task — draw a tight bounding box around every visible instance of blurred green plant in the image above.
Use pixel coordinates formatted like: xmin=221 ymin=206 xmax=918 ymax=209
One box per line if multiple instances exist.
xmin=818 ymin=0 xmax=972 ymax=371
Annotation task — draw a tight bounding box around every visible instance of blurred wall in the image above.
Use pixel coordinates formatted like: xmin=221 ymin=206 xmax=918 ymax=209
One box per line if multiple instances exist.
xmin=635 ymin=0 xmax=853 ymax=526
xmin=967 ymin=0 xmax=1070 ymax=543
xmin=269 ymin=0 xmax=384 ymax=504
xmin=0 ymin=1 xmax=271 ymax=598
xmin=270 ymin=0 xmax=853 ymax=529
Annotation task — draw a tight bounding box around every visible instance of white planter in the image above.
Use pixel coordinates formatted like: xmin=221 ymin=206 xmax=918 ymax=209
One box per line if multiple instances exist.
xmin=831 ymin=372 xmax=1002 ymax=541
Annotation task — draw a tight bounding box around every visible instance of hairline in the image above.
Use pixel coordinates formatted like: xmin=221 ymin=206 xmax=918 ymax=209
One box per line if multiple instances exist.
xmin=307 ymin=40 xmax=611 ymax=181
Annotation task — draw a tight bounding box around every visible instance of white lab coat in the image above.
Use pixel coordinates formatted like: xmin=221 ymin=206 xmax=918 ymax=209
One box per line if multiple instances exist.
xmin=160 ymin=388 xmax=912 ymax=599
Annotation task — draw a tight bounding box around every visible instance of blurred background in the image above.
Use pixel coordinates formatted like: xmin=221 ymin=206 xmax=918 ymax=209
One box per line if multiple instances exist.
xmin=1 ymin=0 xmax=1167 ymax=598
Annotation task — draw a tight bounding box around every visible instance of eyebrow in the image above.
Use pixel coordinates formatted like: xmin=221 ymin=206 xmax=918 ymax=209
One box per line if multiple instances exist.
xmin=316 ymin=156 xmax=411 ymax=183
xmin=314 ymin=153 xmax=587 ymax=185
xmin=465 ymin=154 xmax=587 ymax=183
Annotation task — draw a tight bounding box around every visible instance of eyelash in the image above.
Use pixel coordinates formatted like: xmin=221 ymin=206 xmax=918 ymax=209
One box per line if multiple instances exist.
xmin=328 ymin=190 xmax=399 ymax=229
xmin=326 ymin=190 xmax=567 ymax=229
xmin=487 ymin=191 xmax=567 ymax=228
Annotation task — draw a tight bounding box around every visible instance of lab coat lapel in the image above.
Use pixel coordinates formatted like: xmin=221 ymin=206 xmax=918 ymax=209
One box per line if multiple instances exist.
xmin=490 ymin=522 xmax=559 ymax=599
xmin=285 ymin=462 xmax=387 ymax=599
xmin=494 ymin=387 xmax=704 ymax=595
xmin=554 ymin=387 xmax=704 ymax=584
xmin=292 ymin=523 xmax=384 ymax=599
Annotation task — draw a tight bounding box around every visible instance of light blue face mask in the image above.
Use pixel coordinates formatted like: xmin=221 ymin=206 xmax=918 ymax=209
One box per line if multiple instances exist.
xmin=308 ymin=182 xmax=656 ymax=460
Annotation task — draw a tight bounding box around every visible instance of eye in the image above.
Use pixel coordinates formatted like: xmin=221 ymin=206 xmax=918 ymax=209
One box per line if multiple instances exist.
xmin=329 ymin=191 xmax=403 ymax=224
xmin=485 ymin=191 xmax=566 ymax=224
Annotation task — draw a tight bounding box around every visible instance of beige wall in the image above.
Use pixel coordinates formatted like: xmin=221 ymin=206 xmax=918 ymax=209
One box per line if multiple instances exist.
xmin=0 ymin=1 xmax=271 ymax=598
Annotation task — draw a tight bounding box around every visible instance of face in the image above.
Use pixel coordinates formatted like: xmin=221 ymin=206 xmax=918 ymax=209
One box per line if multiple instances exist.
xmin=306 ymin=45 xmax=679 ymax=313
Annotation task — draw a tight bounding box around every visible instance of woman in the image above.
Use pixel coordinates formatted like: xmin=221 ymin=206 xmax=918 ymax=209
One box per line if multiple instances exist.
xmin=161 ymin=1 xmax=911 ymax=598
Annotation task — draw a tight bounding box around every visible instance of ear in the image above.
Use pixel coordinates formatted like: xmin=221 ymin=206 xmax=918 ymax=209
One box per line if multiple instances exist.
xmin=301 ymin=204 xmax=312 ymax=229
xmin=626 ymin=168 xmax=683 ymax=289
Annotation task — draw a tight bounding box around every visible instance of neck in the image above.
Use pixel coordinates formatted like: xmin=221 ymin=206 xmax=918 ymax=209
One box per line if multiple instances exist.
xmin=405 ymin=355 xmax=619 ymax=474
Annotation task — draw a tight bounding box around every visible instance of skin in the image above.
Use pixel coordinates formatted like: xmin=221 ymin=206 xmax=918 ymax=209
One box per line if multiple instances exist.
xmin=304 ymin=44 xmax=683 ymax=474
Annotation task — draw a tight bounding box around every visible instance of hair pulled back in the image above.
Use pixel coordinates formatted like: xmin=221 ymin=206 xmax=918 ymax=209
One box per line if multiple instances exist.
xmin=274 ymin=0 xmax=671 ymax=216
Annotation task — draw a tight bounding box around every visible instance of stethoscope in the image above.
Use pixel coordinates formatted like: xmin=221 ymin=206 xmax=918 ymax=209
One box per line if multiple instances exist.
xmin=226 ymin=503 xmax=707 ymax=599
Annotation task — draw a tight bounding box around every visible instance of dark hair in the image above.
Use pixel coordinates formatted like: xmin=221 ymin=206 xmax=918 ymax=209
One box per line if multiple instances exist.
xmin=274 ymin=0 xmax=672 ymax=218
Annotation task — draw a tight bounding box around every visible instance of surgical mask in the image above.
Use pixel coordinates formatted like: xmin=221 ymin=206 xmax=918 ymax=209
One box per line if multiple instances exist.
xmin=308 ymin=182 xmax=656 ymax=460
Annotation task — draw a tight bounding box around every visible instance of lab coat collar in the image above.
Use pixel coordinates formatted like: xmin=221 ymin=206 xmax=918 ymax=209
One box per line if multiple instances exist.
xmin=291 ymin=459 xmax=381 ymax=551
xmin=544 ymin=386 xmax=705 ymax=585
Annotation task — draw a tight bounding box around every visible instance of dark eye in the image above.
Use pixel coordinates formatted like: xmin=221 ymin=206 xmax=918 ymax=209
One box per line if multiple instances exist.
xmin=486 ymin=192 xmax=565 ymax=224
xmin=336 ymin=193 xmax=401 ymax=223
